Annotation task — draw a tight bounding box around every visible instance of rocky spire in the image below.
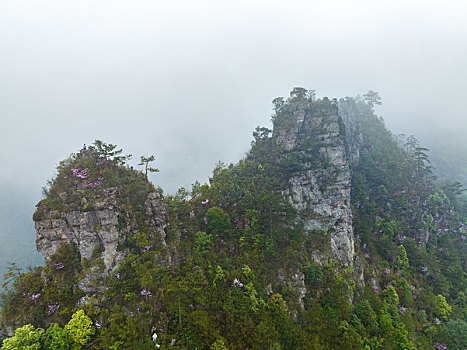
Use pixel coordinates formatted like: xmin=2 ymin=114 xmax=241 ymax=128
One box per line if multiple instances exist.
xmin=273 ymin=99 xmax=355 ymax=266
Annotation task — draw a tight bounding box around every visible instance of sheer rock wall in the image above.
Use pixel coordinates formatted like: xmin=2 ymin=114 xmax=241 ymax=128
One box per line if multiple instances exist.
xmin=273 ymin=102 xmax=356 ymax=266
xmin=35 ymin=188 xmax=168 ymax=293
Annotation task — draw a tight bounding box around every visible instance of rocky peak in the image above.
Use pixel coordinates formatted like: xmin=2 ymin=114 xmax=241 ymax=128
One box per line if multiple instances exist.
xmin=33 ymin=148 xmax=168 ymax=293
xmin=273 ymin=99 xmax=355 ymax=266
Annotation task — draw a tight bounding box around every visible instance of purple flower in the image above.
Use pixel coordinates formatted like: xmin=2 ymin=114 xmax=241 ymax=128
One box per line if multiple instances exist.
xmin=72 ymin=168 xmax=89 ymax=179
xmin=204 ymin=216 xmax=207 ymax=224
xmin=461 ymin=235 xmax=466 ymax=240
xmin=47 ymin=303 xmax=60 ymax=315
xmin=400 ymin=306 xmax=407 ymax=314
xmin=364 ymin=253 xmax=370 ymax=258
xmin=30 ymin=293 xmax=41 ymax=301
xmin=84 ymin=180 xmax=104 ymax=188
xmin=375 ymin=215 xmax=382 ymax=220
xmin=95 ymin=321 xmax=101 ymax=329
xmin=435 ymin=317 xmax=440 ymax=325
xmin=189 ymin=210 xmax=195 ymax=217
xmin=422 ymin=266 xmax=428 ymax=273
xmin=232 ymin=278 xmax=244 ymax=288
xmin=54 ymin=262 xmax=65 ymax=269
xmin=363 ymin=243 xmax=366 ymax=249
xmin=116 ymin=273 xmax=120 ymax=279
xmin=434 ymin=342 xmax=447 ymax=350
xmin=384 ymin=268 xmax=390 ymax=274
xmin=141 ymin=289 xmax=151 ymax=297
xmin=171 ymin=339 xmax=176 ymax=346
xmin=201 ymin=199 xmax=209 ymax=205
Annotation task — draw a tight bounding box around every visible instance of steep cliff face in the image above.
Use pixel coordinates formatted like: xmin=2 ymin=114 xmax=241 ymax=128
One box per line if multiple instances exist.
xmin=35 ymin=190 xmax=167 ymax=270
xmin=273 ymin=100 xmax=355 ymax=266
xmin=33 ymin=150 xmax=168 ymax=293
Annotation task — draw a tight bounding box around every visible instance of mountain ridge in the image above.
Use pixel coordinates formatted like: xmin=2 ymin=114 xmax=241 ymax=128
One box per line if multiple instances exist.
xmin=1 ymin=89 xmax=466 ymax=350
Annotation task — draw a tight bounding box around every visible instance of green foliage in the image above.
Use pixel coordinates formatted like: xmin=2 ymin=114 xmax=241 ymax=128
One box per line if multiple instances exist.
xmin=280 ymin=152 xmax=304 ymax=173
xmin=1 ymin=324 xmax=43 ymax=350
xmin=432 ymin=294 xmax=452 ymax=320
xmin=206 ymin=207 xmax=231 ymax=236
xmin=363 ymin=90 xmax=382 ymax=108
xmin=303 ymin=263 xmax=323 ymax=287
xmin=88 ymin=140 xmax=131 ymax=166
xmin=194 ymin=231 xmax=212 ymax=253
xmin=64 ymin=309 xmax=95 ymax=349
xmin=393 ymin=323 xmax=416 ymax=350
xmin=2 ymin=89 xmax=467 ymax=349
xmin=139 ymin=155 xmax=159 ymax=176
xmin=210 ymin=338 xmax=228 ymax=350
xmin=444 ymin=319 xmax=467 ymax=350
xmin=396 ymin=245 xmax=410 ymax=271
xmin=42 ymin=323 xmax=70 ymax=350
xmin=2 ymin=262 xmax=22 ymax=290
xmin=252 ymin=126 xmax=272 ymax=141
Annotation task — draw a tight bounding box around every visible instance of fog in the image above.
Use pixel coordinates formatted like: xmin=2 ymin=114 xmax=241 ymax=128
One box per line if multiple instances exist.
xmin=1 ymin=0 xmax=466 ymax=272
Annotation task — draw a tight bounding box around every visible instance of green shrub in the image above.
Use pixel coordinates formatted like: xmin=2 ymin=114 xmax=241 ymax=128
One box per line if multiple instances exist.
xmin=194 ymin=231 xmax=212 ymax=253
xmin=206 ymin=207 xmax=231 ymax=236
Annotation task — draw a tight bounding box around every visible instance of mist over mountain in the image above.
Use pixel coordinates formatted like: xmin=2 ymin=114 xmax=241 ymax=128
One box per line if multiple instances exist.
xmin=0 ymin=90 xmax=465 ymax=349
xmin=0 ymin=1 xmax=466 ymax=348
xmin=0 ymin=186 xmax=43 ymax=273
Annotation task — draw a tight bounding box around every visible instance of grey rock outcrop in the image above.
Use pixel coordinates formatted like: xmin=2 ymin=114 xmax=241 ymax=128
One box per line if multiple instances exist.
xmin=35 ymin=187 xmax=168 ymax=293
xmin=273 ymin=101 xmax=355 ymax=266
xmin=277 ymin=268 xmax=307 ymax=309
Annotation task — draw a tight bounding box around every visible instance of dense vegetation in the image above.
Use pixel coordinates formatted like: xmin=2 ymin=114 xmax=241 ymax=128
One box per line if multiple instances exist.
xmin=1 ymin=90 xmax=466 ymax=349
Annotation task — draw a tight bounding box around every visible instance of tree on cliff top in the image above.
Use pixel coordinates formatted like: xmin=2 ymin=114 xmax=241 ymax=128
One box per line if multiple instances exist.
xmin=88 ymin=140 xmax=131 ymax=165
xmin=363 ymin=90 xmax=382 ymax=108
xmin=139 ymin=155 xmax=159 ymax=176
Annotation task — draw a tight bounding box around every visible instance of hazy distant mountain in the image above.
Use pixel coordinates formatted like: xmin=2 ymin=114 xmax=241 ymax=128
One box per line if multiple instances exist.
xmin=0 ymin=187 xmax=43 ymax=289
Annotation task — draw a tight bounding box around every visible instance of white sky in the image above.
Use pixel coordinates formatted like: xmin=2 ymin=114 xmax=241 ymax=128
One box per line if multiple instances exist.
xmin=1 ymin=0 xmax=466 ymax=200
